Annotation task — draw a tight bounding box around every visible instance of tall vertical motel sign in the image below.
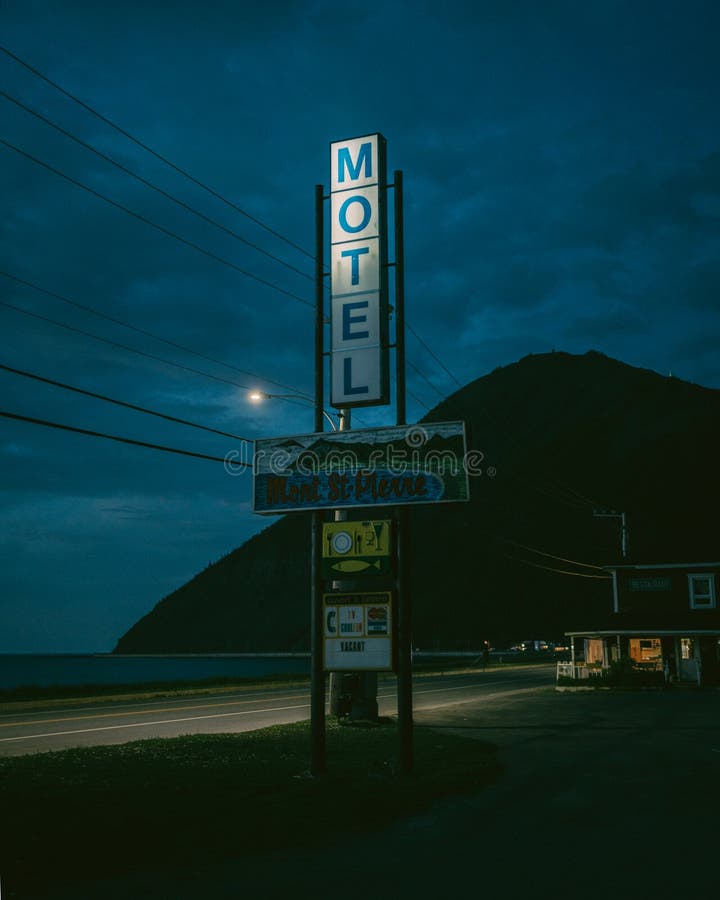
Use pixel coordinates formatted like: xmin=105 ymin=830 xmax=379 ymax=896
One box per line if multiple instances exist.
xmin=330 ymin=134 xmax=390 ymax=408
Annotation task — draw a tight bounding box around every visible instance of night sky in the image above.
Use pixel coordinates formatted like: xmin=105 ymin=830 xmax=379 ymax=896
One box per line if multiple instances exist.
xmin=2 ymin=1 xmax=719 ymax=652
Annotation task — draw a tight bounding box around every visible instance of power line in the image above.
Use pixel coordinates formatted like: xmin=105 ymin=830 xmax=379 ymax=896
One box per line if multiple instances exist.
xmin=0 ymin=44 xmax=314 ymax=261
xmin=0 ymin=48 xmax=500 ymax=436
xmin=530 ymin=482 xmax=590 ymax=511
xmin=0 ymin=46 xmax=467 ymax=409
xmin=0 ymin=409 xmax=248 ymax=467
xmin=406 ymin=321 xmax=461 ymax=387
xmin=548 ymin=479 xmax=599 ymax=509
xmin=0 ymin=47 xmax=467 ymax=403
xmin=504 ymin=555 xmax=611 ymax=580
xmin=407 ymin=387 xmax=431 ymax=412
xmin=1 ymin=275 xmax=428 ymax=423
xmin=491 ymin=533 xmax=607 ymax=572
xmin=1 ymin=88 xmax=314 ymax=285
xmin=407 ymin=359 xmax=445 ymax=400
xmin=0 ymin=363 xmax=251 ymax=442
xmin=1 ymin=51 xmax=458 ymax=413
xmin=0 ymin=292 xmax=353 ymax=430
xmin=0 ymin=270 xmax=312 ymax=397
xmin=0 ymin=299 xmax=261 ymax=393
xmin=0 ymin=137 xmax=314 ymax=309
xmin=0 ymin=299 xmax=350 ymax=431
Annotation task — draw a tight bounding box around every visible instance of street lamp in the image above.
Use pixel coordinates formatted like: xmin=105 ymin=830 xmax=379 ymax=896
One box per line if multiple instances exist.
xmin=248 ymin=390 xmax=339 ymax=431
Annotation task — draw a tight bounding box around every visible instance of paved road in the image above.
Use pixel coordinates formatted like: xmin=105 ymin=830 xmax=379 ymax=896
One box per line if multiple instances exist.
xmin=0 ymin=665 xmax=551 ymax=757
xmin=30 ymin=671 xmax=720 ymax=900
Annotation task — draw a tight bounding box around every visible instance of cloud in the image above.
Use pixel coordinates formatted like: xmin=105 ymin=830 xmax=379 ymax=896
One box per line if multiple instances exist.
xmin=683 ymin=258 xmax=720 ymax=311
xmin=2 ymin=0 xmax=720 ymax=650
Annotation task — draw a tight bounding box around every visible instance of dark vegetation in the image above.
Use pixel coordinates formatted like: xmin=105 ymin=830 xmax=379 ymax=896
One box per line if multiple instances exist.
xmin=115 ymin=351 xmax=720 ymax=654
xmin=0 ymin=721 xmax=500 ymax=897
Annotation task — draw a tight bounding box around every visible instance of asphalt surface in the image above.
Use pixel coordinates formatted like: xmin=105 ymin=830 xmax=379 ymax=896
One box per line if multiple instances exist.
xmin=0 ymin=665 xmax=546 ymax=757
xmin=23 ymin=666 xmax=720 ymax=900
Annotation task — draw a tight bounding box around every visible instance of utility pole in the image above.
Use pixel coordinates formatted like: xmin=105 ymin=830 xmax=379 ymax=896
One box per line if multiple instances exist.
xmin=394 ymin=169 xmax=412 ymax=774
xmin=593 ymin=509 xmax=628 ymax=559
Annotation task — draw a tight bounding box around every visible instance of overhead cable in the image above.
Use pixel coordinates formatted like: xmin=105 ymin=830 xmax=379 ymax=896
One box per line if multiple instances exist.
xmin=0 ymin=409 xmax=249 ymax=467
xmin=407 ymin=359 xmax=445 ymax=399
xmin=504 ymin=555 xmax=612 ymax=580
xmin=1 ymin=299 xmax=260 ymax=392
xmin=0 ymin=137 xmax=313 ymax=308
xmin=407 ymin=387 xmax=431 ymax=412
xmin=0 ymin=363 xmax=251 ymax=442
xmin=0 ymin=48 xmax=463 ymax=400
xmin=1 ymin=88 xmax=314 ymax=284
xmin=406 ymin=321 xmax=461 ymax=387
xmin=0 ymin=44 xmax=314 ymax=261
xmin=0 ymin=270 xmax=312 ymax=397
xmin=491 ymin=532 xmax=607 ymax=571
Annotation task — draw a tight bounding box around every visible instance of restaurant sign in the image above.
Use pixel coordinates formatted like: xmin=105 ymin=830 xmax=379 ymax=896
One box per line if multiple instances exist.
xmin=253 ymin=422 xmax=469 ymax=515
xmin=322 ymin=520 xmax=392 ymax=578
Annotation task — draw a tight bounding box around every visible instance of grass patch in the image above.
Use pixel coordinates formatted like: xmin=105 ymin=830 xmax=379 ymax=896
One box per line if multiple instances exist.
xmin=0 ymin=719 xmax=499 ymax=897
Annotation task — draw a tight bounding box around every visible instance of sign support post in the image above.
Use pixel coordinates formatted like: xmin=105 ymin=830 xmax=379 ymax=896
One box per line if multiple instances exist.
xmin=328 ymin=406 xmax=350 ymax=718
xmin=310 ymin=183 xmax=326 ymax=776
xmin=393 ymin=170 xmax=413 ymax=774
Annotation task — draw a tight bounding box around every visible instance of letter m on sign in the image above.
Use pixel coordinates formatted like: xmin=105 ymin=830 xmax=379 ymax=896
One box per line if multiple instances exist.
xmin=330 ymin=134 xmax=382 ymax=192
xmin=338 ymin=143 xmax=372 ymax=183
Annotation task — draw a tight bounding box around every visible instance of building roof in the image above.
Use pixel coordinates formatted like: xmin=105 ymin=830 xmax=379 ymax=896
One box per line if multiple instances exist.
xmin=604 ymin=562 xmax=720 ymax=571
xmin=566 ymin=608 xmax=720 ymax=637
xmin=566 ymin=628 xmax=720 ymax=638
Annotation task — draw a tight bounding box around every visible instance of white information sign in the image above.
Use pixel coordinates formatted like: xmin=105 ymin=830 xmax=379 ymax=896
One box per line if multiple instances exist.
xmin=323 ymin=591 xmax=393 ymax=671
xmin=329 ymin=133 xmax=389 ymax=408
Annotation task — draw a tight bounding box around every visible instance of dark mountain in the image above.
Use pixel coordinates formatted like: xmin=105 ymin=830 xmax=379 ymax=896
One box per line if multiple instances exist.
xmin=115 ymin=351 xmax=720 ymax=653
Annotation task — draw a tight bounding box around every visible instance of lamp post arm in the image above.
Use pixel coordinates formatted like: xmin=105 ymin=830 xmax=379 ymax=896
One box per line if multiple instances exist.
xmin=257 ymin=391 xmax=338 ymax=431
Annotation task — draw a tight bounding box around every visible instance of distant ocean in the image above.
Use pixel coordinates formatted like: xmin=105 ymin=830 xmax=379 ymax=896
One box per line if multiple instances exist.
xmin=0 ymin=654 xmax=311 ymax=692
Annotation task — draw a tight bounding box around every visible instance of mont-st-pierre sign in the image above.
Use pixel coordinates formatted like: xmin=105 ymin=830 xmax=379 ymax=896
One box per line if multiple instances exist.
xmin=253 ymin=422 xmax=471 ymax=515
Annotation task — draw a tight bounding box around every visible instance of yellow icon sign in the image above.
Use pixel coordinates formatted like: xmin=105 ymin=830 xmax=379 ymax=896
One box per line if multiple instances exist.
xmin=322 ymin=520 xmax=391 ymax=559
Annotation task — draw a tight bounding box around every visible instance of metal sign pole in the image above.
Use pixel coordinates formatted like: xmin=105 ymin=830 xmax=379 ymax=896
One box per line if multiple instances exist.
xmin=329 ymin=406 xmax=350 ymax=717
xmin=394 ymin=170 xmax=413 ymax=774
xmin=310 ymin=183 xmax=326 ymax=776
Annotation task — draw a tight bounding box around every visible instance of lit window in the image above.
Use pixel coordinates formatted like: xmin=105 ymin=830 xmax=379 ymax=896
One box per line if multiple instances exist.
xmin=630 ymin=637 xmax=661 ymax=662
xmin=689 ymin=574 xmax=716 ymax=609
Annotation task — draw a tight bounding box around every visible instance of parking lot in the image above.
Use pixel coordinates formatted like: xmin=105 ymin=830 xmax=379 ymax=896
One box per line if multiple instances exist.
xmin=34 ymin=673 xmax=720 ymax=899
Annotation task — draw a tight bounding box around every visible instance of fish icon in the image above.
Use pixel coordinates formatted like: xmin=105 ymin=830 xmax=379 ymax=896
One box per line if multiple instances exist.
xmin=330 ymin=559 xmax=382 ymax=574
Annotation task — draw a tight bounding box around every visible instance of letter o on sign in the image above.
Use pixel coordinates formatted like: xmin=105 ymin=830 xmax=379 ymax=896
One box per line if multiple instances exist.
xmin=339 ymin=195 xmax=371 ymax=234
